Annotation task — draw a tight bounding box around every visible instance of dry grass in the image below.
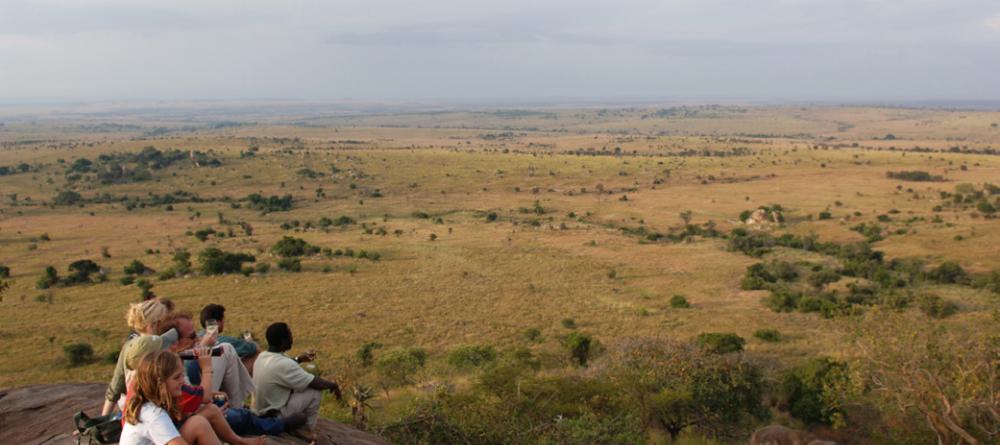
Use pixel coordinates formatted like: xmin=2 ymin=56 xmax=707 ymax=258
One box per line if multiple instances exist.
xmin=1 ymin=106 xmax=998 ymax=409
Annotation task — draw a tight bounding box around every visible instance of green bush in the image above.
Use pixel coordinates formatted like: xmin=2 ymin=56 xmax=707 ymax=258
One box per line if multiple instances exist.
xmin=53 ymin=190 xmax=83 ymax=206
xmin=669 ymin=294 xmax=691 ymax=308
xmin=753 ymin=329 xmax=782 ymax=342
xmin=277 ymin=257 xmax=302 ymax=272
xmin=561 ymin=318 xmax=576 ymax=329
xmin=916 ymin=294 xmax=958 ymax=318
xmin=119 ymin=276 xmax=135 ymax=286
xmin=781 ymin=357 xmax=850 ymax=425
xmin=485 ymin=212 xmax=498 ymax=222
xmin=37 ymin=265 xmax=59 ymax=289
xmin=523 ymin=327 xmax=542 ymax=342
xmin=0 ymin=265 xmax=9 ymax=278
xmin=271 ymin=236 xmax=320 ymax=257
xmin=64 ymin=259 xmax=102 ymax=285
xmin=695 ymin=332 xmax=745 ymax=354
xmin=808 ymin=269 xmax=841 ymax=289
xmin=356 ymin=342 xmax=383 ymax=367
xmin=123 ymin=260 xmax=150 ymax=275
xmin=198 ymin=248 xmax=255 ymax=275
xmin=63 ymin=343 xmax=94 ymax=367
xmin=447 ymin=345 xmax=498 ymax=369
xmin=885 ymin=170 xmax=943 ymax=182
xmin=565 ymin=332 xmax=593 ymax=366
xmin=375 ymin=347 xmax=427 ymax=391
xmin=926 ymin=261 xmax=969 ymax=284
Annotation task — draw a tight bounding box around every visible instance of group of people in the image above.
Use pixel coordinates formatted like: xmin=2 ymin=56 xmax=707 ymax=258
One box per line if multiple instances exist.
xmin=103 ymin=299 xmax=343 ymax=445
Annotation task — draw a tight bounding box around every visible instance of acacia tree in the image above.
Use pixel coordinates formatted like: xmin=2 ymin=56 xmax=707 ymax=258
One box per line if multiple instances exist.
xmin=854 ymin=309 xmax=1000 ymax=445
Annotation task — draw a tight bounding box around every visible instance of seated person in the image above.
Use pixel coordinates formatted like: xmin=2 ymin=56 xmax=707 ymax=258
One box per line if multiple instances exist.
xmin=120 ymin=349 xmax=223 ymax=445
xmin=186 ymin=304 xmax=259 ymax=384
xmin=103 ymin=299 xmax=178 ymax=415
xmin=252 ymin=322 xmax=342 ymax=437
xmin=169 ymin=312 xmax=255 ymax=409
xmin=123 ymin=344 xmax=267 ymax=445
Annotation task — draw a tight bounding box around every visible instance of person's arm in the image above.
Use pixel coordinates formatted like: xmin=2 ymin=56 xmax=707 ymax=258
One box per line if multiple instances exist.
xmin=197 ymin=350 xmax=214 ymax=404
xmin=165 ymin=439 xmax=189 ymax=445
xmin=307 ymin=376 xmax=343 ymax=400
xmin=102 ymin=344 xmax=129 ymax=415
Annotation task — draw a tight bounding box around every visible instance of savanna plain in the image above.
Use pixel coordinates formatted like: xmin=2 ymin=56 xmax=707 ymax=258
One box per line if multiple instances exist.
xmin=1 ymin=105 xmax=999 ymax=444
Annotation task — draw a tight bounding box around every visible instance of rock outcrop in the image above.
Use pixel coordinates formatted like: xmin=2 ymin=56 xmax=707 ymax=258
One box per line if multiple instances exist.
xmin=0 ymin=383 xmax=392 ymax=445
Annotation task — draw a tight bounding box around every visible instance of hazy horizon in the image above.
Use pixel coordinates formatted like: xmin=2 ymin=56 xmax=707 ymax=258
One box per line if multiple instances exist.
xmin=3 ymin=0 xmax=1000 ymax=104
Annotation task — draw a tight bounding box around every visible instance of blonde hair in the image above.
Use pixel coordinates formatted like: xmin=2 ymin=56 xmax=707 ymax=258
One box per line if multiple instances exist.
xmin=126 ymin=300 xmax=169 ymax=333
xmin=124 ymin=350 xmax=183 ymax=425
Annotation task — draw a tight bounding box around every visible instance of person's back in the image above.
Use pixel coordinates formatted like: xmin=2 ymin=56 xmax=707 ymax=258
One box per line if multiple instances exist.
xmin=252 ymin=350 xmax=312 ymax=415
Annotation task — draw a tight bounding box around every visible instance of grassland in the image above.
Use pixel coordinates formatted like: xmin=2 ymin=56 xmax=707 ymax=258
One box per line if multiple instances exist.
xmin=1 ymin=104 xmax=998 ymax=442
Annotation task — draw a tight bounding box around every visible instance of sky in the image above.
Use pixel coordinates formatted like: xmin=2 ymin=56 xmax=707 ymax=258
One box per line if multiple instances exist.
xmin=1 ymin=0 xmax=1000 ymax=104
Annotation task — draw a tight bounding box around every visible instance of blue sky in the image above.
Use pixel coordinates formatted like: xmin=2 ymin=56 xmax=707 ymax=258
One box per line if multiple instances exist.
xmin=2 ymin=0 xmax=999 ymax=103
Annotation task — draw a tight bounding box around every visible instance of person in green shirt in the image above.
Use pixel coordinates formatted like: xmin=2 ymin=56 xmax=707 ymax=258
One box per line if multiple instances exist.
xmin=102 ymin=299 xmax=178 ymax=416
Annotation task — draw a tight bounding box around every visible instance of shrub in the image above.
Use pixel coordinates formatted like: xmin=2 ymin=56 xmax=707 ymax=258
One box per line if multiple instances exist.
xmin=447 ymin=345 xmax=498 ymax=369
xmin=977 ymin=200 xmax=997 ymax=214
xmin=808 ymin=269 xmax=841 ymax=289
xmin=356 ymin=342 xmax=383 ymax=367
xmin=916 ymin=294 xmax=958 ymax=318
xmin=0 ymin=265 xmax=9 ymax=278
xmin=246 ymin=193 xmax=293 ymax=212
xmin=376 ymin=347 xmax=427 ymax=393
xmin=198 ymin=248 xmax=255 ymax=275
xmin=523 ymin=327 xmax=542 ymax=342
xmin=763 ymin=288 xmax=802 ymax=312
xmin=65 ymin=259 xmax=101 ymax=285
xmin=565 ymin=332 xmax=593 ymax=366
xmin=37 ymin=266 xmax=59 ymax=289
xmin=119 ymin=276 xmax=135 ymax=286
xmin=669 ymin=294 xmax=691 ymax=308
xmin=485 ymin=212 xmax=498 ymax=222
xmin=193 ymin=228 xmax=215 ymax=242
xmin=606 ymin=338 xmax=766 ymax=441
xmin=886 ymin=170 xmax=943 ymax=182
xmin=63 ymin=343 xmax=94 ymax=366
xmin=277 ymin=258 xmax=302 ymax=272
xmin=254 ymin=262 xmax=271 ymax=274
xmin=695 ymin=332 xmax=745 ymax=354
xmin=742 ymin=263 xmax=776 ymax=290
xmin=781 ymin=357 xmax=850 ymax=425
xmin=123 ymin=260 xmax=151 ymax=275
xmin=926 ymin=261 xmax=969 ymax=284
xmin=561 ymin=318 xmax=576 ymax=329
xmin=53 ymin=190 xmax=83 ymax=205
xmin=753 ymin=329 xmax=782 ymax=342
xmin=271 ymin=236 xmax=319 ymax=257
xmin=818 ymin=211 xmax=832 ymax=220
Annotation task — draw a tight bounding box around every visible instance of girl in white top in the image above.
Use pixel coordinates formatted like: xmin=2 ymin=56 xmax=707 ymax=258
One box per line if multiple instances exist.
xmin=120 ymin=350 xmax=222 ymax=445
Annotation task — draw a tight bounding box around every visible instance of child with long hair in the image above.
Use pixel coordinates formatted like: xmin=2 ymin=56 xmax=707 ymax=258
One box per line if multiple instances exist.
xmin=120 ymin=350 xmax=221 ymax=445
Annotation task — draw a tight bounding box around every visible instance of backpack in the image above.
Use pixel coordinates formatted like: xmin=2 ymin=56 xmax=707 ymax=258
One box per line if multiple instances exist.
xmin=73 ymin=410 xmax=122 ymax=445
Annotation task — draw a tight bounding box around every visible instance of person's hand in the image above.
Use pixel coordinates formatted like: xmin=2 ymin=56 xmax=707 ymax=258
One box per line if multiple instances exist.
xmin=194 ymin=346 xmax=213 ymax=370
xmin=295 ymin=352 xmax=314 ymax=363
xmin=330 ymin=382 xmax=343 ymax=401
xmin=199 ymin=331 xmax=218 ymax=348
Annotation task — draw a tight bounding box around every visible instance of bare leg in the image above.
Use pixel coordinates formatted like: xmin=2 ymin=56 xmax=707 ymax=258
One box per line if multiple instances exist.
xmin=179 ymin=415 xmax=222 ymax=445
xmin=195 ymin=404 xmax=265 ymax=445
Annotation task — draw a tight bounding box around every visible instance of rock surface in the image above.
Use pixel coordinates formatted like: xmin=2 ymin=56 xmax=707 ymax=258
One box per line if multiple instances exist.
xmin=0 ymin=383 xmax=393 ymax=445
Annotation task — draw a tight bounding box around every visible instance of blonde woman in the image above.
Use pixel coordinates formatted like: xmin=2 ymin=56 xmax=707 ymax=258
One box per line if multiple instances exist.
xmin=120 ymin=350 xmax=221 ymax=445
xmin=103 ymin=299 xmax=178 ymax=415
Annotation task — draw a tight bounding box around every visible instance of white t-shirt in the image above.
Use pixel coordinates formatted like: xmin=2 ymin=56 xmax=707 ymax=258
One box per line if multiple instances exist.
xmin=252 ymin=351 xmax=315 ymax=414
xmin=119 ymin=402 xmax=181 ymax=445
